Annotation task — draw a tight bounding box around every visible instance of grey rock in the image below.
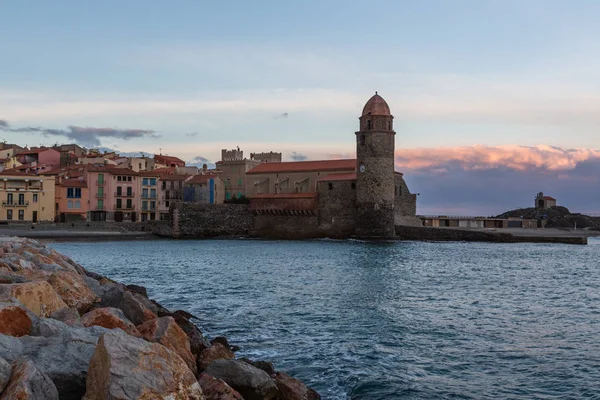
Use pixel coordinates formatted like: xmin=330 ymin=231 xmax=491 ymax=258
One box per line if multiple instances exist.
xmin=0 ymin=334 xmax=24 ymax=363
xmin=83 ymin=276 xmax=103 ymax=298
xmin=205 ymin=359 xmax=279 ymax=400
xmin=173 ymin=313 xmax=210 ymax=356
xmin=39 ymin=263 xmax=63 ymax=272
xmin=98 ymin=284 xmax=156 ymax=325
xmin=1 ymin=358 xmax=59 ymax=399
xmin=48 ymin=308 xmax=83 ymax=327
xmin=0 ymin=357 xmax=11 ymax=393
xmin=0 ymin=272 xmax=26 ymax=284
xmin=19 ymin=326 xmax=110 ymax=400
xmin=30 ymin=318 xmax=69 ymax=338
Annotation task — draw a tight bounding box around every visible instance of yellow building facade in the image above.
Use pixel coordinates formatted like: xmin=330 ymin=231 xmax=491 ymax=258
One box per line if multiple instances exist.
xmin=0 ymin=172 xmax=56 ymax=222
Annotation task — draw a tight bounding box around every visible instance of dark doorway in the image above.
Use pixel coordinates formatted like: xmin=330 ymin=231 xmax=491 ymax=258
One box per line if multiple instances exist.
xmin=538 ymin=199 xmax=544 ymax=208
xmin=131 ymin=212 xmax=137 ymax=222
xmin=114 ymin=211 xmax=123 ymax=222
xmin=32 ymin=211 xmax=38 ymax=223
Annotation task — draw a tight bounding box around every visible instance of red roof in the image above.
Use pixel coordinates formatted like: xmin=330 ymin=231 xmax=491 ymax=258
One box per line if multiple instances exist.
xmin=0 ymin=171 xmax=38 ymax=177
xmin=17 ymin=148 xmax=58 ymax=156
xmin=60 ymin=179 xmax=87 ymax=188
xmin=154 ymin=154 xmax=185 ymax=166
xmin=317 ymin=173 xmax=356 ymax=182
xmin=543 ymin=196 xmax=556 ymax=201
xmin=187 ymin=175 xmax=216 ymax=184
xmin=247 ymin=159 xmax=356 ymax=175
xmin=251 ymin=193 xmax=318 ymax=199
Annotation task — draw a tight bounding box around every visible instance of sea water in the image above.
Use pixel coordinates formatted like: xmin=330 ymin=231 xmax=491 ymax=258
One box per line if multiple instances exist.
xmin=50 ymin=238 xmax=600 ymax=399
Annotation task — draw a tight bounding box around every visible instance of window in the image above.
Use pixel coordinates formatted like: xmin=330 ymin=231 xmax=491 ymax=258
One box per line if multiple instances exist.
xmin=138 ymin=163 xmax=142 ymax=170
xmin=150 ymin=201 xmax=156 ymax=211
xmin=225 ymin=192 xmax=230 ymax=200
xmin=74 ymin=200 xmax=81 ymax=208
xmin=116 ymin=199 xmax=122 ymax=209
xmin=237 ymin=178 xmax=243 ymax=187
xmin=97 ymin=187 xmax=104 ymax=197
xmin=67 ymin=188 xmax=81 ymax=198
xmin=97 ymin=200 xmax=104 ymax=209
xmin=166 ymin=201 xmax=170 ymax=207
xmin=33 ymin=194 xmax=38 ymax=203
xmin=367 ymin=120 xmax=371 ymax=130
xmin=142 ymin=201 xmax=148 ymax=211
xmin=150 ymin=189 xmax=156 ymax=198
xmin=126 ymin=199 xmax=132 ymax=209
xmin=359 ymin=135 xmax=365 ymax=145
xmin=142 ymin=178 xmax=149 ymax=185
xmin=142 ymin=188 xmax=148 ymax=198
xmin=351 ymin=182 xmax=356 ymax=189
xmin=162 ymin=181 xmax=166 ymax=190
xmin=6 ymin=193 xmax=12 ymax=205
xmin=126 ymin=187 xmax=132 ymax=196
xmin=398 ymin=186 xmax=402 ymax=196
xmin=116 ymin=186 xmax=122 ymax=196
xmin=7 ymin=210 xmax=12 ymax=220
xmin=98 ymin=174 xmax=104 ymax=184
xmin=18 ymin=194 xmax=24 ymax=205
xmin=149 ymin=178 xmax=156 ymax=185
xmin=68 ymin=200 xmax=73 ymax=209
xmin=117 ymin=176 xmax=122 ymax=182
xmin=18 ymin=210 xmax=24 ymax=221
xmin=127 ymin=176 xmax=132 ymax=182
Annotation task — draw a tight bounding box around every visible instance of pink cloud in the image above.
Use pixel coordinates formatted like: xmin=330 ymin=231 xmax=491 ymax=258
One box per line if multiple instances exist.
xmin=395 ymin=145 xmax=600 ymax=172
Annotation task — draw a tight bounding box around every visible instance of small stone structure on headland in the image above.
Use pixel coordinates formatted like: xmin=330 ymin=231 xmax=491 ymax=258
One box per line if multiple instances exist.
xmin=0 ymin=236 xmax=321 ymax=399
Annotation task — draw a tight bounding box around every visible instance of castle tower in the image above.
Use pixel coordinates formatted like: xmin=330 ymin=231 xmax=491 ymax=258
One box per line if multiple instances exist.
xmin=355 ymin=92 xmax=396 ymax=238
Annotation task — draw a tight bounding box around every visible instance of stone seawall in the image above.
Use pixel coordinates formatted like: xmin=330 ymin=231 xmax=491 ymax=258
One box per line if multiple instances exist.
xmin=170 ymin=203 xmax=254 ymax=238
xmin=396 ymin=226 xmax=588 ymax=245
xmin=0 ymin=237 xmax=321 ymax=399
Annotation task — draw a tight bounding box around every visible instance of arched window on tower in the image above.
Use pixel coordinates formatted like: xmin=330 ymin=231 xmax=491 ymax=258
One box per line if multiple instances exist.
xmin=367 ymin=120 xmax=371 ymax=130
xmin=359 ymin=135 xmax=365 ymax=145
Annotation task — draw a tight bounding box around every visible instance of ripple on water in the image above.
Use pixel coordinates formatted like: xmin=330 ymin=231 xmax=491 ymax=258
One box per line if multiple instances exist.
xmin=51 ymin=238 xmax=600 ymax=399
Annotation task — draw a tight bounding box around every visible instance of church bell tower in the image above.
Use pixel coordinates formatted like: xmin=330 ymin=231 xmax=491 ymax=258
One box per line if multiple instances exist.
xmin=355 ymin=92 xmax=396 ymax=238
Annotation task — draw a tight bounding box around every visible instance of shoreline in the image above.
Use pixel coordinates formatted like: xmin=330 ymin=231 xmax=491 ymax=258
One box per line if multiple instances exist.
xmin=0 ymin=236 xmax=320 ymax=398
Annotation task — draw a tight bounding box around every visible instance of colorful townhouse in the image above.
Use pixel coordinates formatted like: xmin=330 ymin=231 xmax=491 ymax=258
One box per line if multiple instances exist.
xmin=9 ymin=148 xmax=61 ymax=174
xmin=183 ymin=175 xmax=225 ymax=204
xmin=0 ymin=171 xmax=56 ymax=222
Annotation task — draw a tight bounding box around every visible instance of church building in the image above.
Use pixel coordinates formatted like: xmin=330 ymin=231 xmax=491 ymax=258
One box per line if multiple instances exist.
xmin=248 ymin=93 xmax=420 ymax=238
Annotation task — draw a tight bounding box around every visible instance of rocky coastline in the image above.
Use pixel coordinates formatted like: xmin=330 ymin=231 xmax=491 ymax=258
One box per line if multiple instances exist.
xmin=0 ymin=236 xmax=320 ymax=399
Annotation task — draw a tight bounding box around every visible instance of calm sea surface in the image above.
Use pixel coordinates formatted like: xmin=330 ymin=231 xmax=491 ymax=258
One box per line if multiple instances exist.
xmin=50 ymin=238 xmax=600 ymax=399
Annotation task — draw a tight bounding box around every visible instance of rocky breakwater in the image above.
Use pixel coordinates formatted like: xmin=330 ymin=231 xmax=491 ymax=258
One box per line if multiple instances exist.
xmin=0 ymin=237 xmax=320 ymax=400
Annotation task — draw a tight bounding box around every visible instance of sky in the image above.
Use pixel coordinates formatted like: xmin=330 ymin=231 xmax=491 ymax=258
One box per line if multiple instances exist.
xmin=1 ymin=0 xmax=599 ymax=215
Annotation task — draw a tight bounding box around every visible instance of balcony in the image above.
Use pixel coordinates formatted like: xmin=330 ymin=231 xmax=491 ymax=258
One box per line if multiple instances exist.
xmin=141 ymin=194 xmax=157 ymax=199
xmin=2 ymin=201 xmax=29 ymax=207
xmin=115 ymin=192 xmax=135 ymax=197
xmin=96 ymin=180 xmax=106 ymax=185
xmin=115 ymin=204 xmax=135 ymax=210
xmin=95 ymin=193 xmax=106 ymax=198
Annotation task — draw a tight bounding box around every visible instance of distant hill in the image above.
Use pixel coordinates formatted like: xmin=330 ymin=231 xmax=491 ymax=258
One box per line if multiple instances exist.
xmin=495 ymin=206 xmax=600 ymax=229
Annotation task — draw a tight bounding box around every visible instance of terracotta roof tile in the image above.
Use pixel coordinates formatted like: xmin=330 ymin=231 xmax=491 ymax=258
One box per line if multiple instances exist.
xmin=247 ymin=159 xmax=356 ymax=175
xmin=59 ymin=179 xmax=87 ymax=188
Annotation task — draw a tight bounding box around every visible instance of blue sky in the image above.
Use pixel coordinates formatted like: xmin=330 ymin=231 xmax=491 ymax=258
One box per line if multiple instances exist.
xmin=1 ymin=1 xmax=599 ymax=214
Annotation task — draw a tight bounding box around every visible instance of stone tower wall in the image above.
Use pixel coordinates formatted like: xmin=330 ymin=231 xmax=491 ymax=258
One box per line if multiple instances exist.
xmin=355 ymin=127 xmax=396 ymax=238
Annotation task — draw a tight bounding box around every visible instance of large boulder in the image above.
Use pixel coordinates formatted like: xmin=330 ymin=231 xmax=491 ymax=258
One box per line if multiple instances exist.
xmin=30 ymin=318 xmax=69 ymax=338
xmin=205 ymin=359 xmax=278 ymax=400
xmin=0 ymin=301 xmax=32 ymax=337
xmin=81 ymin=307 xmax=140 ymax=336
xmin=173 ymin=313 xmax=210 ymax=356
xmin=83 ymin=330 xmax=204 ymax=400
xmin=97 ymin=284 xmax=157 ymax=325
xmin=199 ymin=373 xmax=243 ymax=400
xmin=48 ymin=308 xmax=82 ymax=327
xmin=48 ymin=271 xmax=97 ymax=314
xmin=0 ymin=357 xmax=11 ymax=393
xmin=198 ymin=343 xmax=235 ymax=372
xmin=0 ymin=334 xmax=24 ymax=363
xmin=19 ymin=326 xmax=109 ymax=400
xmin=274 ymin=372 xmax=321 ymax=400
xmin=0 ymin=358 xmax=59 ymax=400
xmin=0 ymin=281 xmax=67 ymax=318
xmin=137 ymin=316 xmax=197 ymax=375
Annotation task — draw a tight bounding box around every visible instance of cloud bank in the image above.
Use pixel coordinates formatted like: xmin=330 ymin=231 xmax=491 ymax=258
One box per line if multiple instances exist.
xmin=0 ymin=121 xmax=159 ymax=147
xmin=397 ymin=145 xmax=600 ymax=216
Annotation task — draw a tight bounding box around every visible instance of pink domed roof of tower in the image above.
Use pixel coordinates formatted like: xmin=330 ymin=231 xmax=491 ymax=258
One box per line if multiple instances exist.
xmin=361 ymin=92 xmax=391 ymax=116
